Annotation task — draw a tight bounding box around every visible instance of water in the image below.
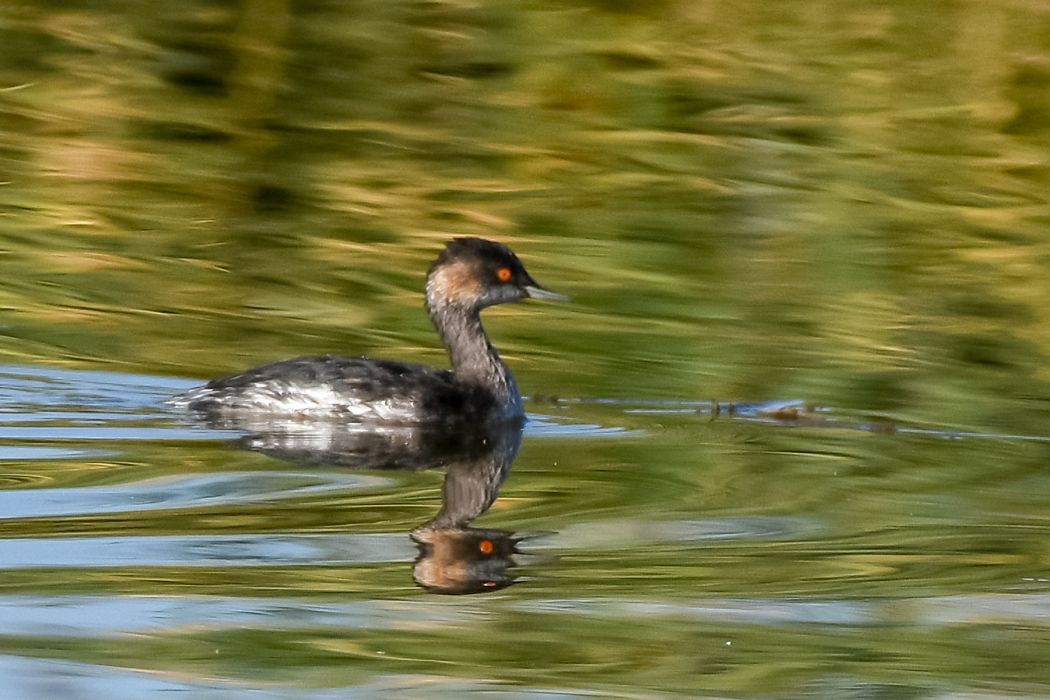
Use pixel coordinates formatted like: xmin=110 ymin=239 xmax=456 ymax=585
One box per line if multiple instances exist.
xmin=3 ymin=0 xmax=1050 ymax=698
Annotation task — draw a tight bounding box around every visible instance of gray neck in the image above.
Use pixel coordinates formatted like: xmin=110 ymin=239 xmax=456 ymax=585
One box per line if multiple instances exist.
xmin=427 ymin=299 xmax=521 ymax=413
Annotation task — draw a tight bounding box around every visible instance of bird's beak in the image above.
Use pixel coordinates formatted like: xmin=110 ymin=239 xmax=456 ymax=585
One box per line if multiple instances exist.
xmin=524 ymin=283 xmax=569 ymax=302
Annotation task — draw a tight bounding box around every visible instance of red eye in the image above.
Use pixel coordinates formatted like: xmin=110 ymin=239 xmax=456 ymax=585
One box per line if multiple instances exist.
xmin=497 ymin=267 xmax=512 ymax=282
xmin=479 ymin=539 xmax=494 ymax=554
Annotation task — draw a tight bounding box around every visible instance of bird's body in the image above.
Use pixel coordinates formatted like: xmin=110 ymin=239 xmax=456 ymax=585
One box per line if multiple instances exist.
xmin=172 ymin=238 xmax=562 ymax=425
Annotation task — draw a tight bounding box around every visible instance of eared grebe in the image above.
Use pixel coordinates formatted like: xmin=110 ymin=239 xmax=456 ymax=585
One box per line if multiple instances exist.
xmin=172 ymin=238 xmax=563 ymax=425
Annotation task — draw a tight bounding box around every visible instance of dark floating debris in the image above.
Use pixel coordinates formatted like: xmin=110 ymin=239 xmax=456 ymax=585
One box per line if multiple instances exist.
xmin=527 ymin=394 xmax=1050 ymax=443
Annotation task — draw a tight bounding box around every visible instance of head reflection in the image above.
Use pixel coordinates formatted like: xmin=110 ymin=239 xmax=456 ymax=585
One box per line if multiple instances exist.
xmin=208 ymin=414 xmax=526 ymax=594
xmin=410 ymin=423 xmax=523 ymax=594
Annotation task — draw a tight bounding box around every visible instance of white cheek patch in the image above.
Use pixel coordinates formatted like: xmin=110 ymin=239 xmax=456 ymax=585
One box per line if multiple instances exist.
xmin=427 ymin=260 xmax=481 ymax=305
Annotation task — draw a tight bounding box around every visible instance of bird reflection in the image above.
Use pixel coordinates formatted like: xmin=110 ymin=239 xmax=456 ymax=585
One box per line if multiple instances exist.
xmin=202 ymin=413 xmax=526 ymax=594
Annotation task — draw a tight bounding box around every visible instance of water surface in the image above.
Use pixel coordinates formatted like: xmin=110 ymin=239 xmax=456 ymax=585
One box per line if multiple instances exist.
xmin=2 ymin=1 xmax=1050 ymax=698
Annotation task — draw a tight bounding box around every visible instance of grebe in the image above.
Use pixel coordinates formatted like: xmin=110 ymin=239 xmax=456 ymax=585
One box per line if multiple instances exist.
xmin=172 ymin=238 xmax=563 ymax=424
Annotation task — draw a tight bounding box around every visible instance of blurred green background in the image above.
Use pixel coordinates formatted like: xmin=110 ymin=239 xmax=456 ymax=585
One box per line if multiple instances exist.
xmin=3 ymin=1 xmax=1050 ymax=698
xmin=2 ymin=0 xmax=1049 ymax=430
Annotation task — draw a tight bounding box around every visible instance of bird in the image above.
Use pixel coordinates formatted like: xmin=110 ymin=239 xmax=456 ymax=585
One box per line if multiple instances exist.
xmin=171 ymin=237 xmax=564 ymax=426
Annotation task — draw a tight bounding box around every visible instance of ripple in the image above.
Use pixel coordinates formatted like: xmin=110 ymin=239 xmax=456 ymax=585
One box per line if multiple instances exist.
xmin=511 ymin=592 xmax=1050 ymax=629
xmin=0 ymin=655 xmax=525 ymax=700
xmin=536 ymin=515 xmax=824 ymax=549
xmin=0 ymin=364 xmax=193 ymax=414
xmin=0 ymin=471 xmax=393 ymax=519
xmin=0 ymin=472 xmax=53 ymax=488
xmin=0 ymin=533 xmax=414 ymax=569
xmin=0 ymin=426 xmax=238 ymax=441
xmin=2 ymin=591 xmax=1049 ymax=641
xmin=511 ymin=597 xmax=873 ymax=626
xmin=0 ymin=595 xmax=472 ymax=636
xmin=525 ymin=414 xmax=638 ymax=438
xmin=0 ymin=446 xmax=96 ymax=461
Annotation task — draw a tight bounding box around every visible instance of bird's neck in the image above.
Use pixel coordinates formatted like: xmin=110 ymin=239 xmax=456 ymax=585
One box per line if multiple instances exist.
xmin=427 ymin=298 xmax=521 ymax=412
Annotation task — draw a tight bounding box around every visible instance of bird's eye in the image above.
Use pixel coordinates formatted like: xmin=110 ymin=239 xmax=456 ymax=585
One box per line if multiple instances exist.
xmin=497 ymin=267 xmax=512 ymax=282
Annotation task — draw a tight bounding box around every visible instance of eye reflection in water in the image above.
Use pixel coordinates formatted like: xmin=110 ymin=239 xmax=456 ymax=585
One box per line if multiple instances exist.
xmin=197 ymin=413 xmax=526 ymax=595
